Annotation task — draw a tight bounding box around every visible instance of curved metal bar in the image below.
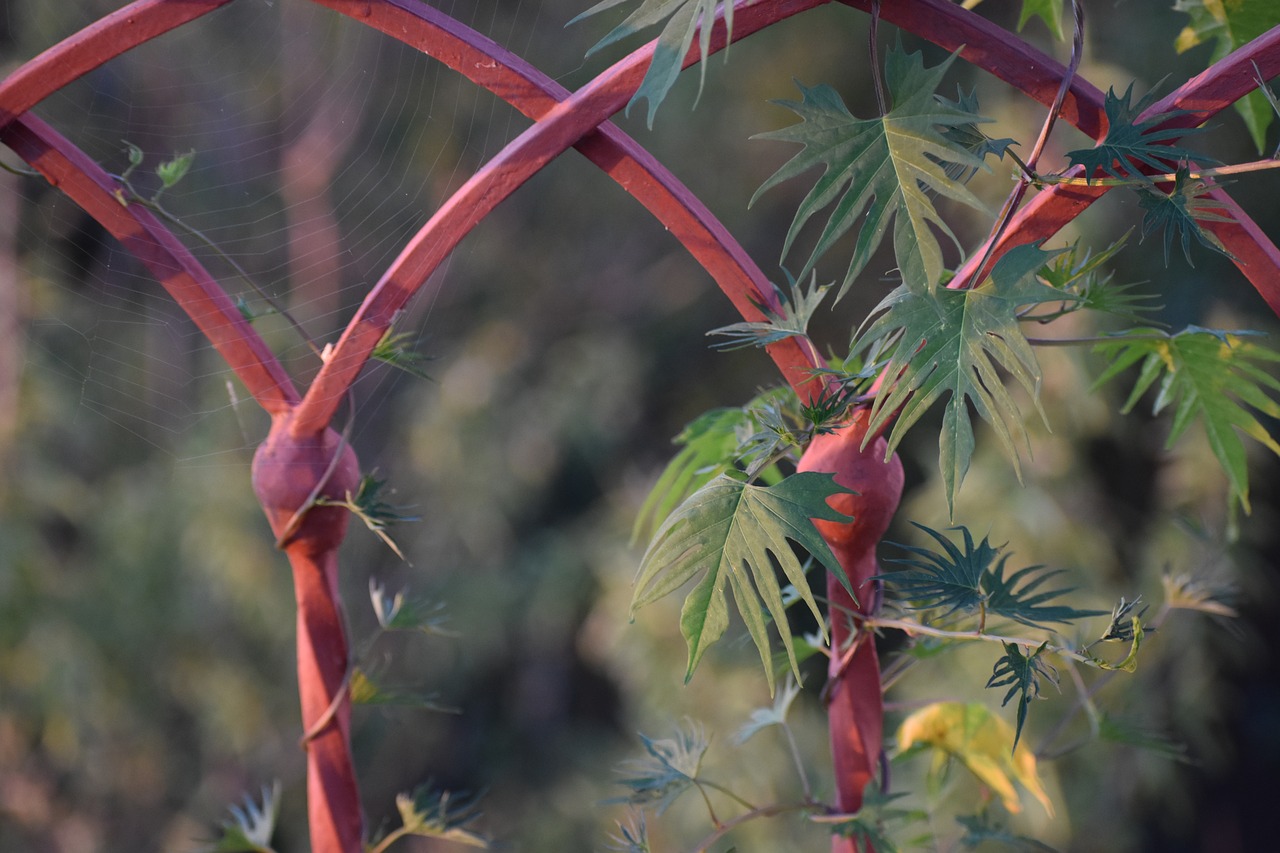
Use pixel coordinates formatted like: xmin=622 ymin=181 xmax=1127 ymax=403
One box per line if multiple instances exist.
xmin=0 ymin=0 xmax=234 ymax=123
xmin=0 ymin=0 xmax=298 ymax=412
xmin=0 ymin=114 xmax=299 ymax=414
xmin=945 ymin=21 xmax=1280 ymax=313
xmin=292 ymin=0 xmax=829 ymax=434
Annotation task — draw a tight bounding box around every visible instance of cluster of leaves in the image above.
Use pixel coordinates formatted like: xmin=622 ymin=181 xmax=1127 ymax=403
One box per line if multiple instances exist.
xmin=570 ymin=2 xmax=1275 ymax=850
xmin=878 ymin=524 xmax=1118 ymax=745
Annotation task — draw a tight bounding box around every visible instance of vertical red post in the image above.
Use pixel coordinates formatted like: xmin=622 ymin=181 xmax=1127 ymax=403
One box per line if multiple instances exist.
xmin=798 ymin=411 xmax=904 ymax=852
xmin=252 ymin=415 xmax=364 ymax=853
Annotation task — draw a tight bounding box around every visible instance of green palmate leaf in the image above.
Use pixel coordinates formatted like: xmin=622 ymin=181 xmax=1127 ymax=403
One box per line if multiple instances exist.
xmin=753 ymin=45 xmax=991 ymax=298
xmin=156 ymin=149 xmax=195 ymax=190
xmin=1017 ymin=0 xmax=1065 ymax=41
xmin=939 ymin=87 xmax=1014 ymax=182
xmin=814 ymin=784 xmax=928 ymax=852
xmin=1064 ymin=82 xmax=1219 ymax=183
xmin=733 ymin=675 xmax=802 ymax=745
xmin=632 ymin=472 xmax=852 ymax=691
xmin=1137 ymin=167 xmax=1235 ymax=266
xmin=856 ymin=244 xmax=1072 ymax=515
xmin=369 ymin=578 xmax=455 ymax=635
xmin=881 ymin=523 xmax=1103 ymax=630
xmin=1081 ymin=618 xmax=1143 ymax=672
xmin=1093 ymin=327 xmax=1280 ymax=511
xmin=1175 ymin=0 xmax=1280 ymax=153
xmin=608 ymin=722 xmax=709 ymax=814
xmin=1098 ymin=595 xmax=1147 ymax=643
xmin=196 ymin=783 xmax=280 ymax=853
xmin=708 ymin=270 xmax=830 ymax=351
xmin=570 ymin=0 xmax=726 ymax=127
xmin=1096 ymin=713 xmax=1193 ymax=764
xmin=392 ymin=784 xmax=488 ymax=848
xmin=349 ymin=667 xmax=458 ymax=713
xmin=956 ymin=813 xmax=1058 ymax=851
xmin=605 ymin=812 xmax=652 ymax=853
xmin=987 ymin=642 xmax=1058 ymax=749
xmin=632 ymin=407 xmax=751 ymax=543
xmin=371 ymin=326 xmax=433 ymax=380
xmin=1031 ymin=234 xmax=1162 ymax=324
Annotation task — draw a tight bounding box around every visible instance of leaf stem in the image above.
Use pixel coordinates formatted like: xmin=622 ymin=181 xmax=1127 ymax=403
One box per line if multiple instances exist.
xmin=960 ymin=0 xmax=1083 ymax=289
xmin=1033 ymin=156 xmax=1280 ymax=187
xmin=1024 ymin=332 xmax=1169 ymax=347
xmin=863 ymin=615 xmax=1093 ymax=664
xmin=691 ymin=801 xmax=815 ymax=853
xmin=869 ymin=1 xmax=887 ymax=117
xmin=697 ymin=778 xmax=759 ymax=813
xmin=780 ymin=721 xmax=814 ymax=801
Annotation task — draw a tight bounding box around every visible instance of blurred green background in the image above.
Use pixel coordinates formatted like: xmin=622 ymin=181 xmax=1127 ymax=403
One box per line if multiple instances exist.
xmin=1 ymin=1 xmax=1278 ymax=851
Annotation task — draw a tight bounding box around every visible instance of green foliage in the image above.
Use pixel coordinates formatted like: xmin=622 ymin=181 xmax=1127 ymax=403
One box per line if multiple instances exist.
xmin=372 ymin=785 xmax=488 ymax=850
xmin=196 ymin=784 xmax=281 ymax=853
xmin=753 ymin=46 xmax=992 ymax=299
xmin=1017 ymin=0 xmax=1065 ymax=41
xmin=733 ymin=675 xmax=802 ymax=745
xmin=1137 ymin=167 xmax=1234 ymax=266
xmin=604 ymin=812 xmax=652 ymax=852
xmin=571 ymin=0 xmax=727 ymax=127
xmin=1064 ymin=82 xmax=1218 ymax=183
xmin=1033 ymin=235 xmax=1161 ymax=324
xmin=938 ymin=87 xmax=1015 ymax=180
xmin=1092 ymin=326 xmax=1280 ymax=511
xmin=631 ymin=473 xmax=853 ymax=690
xmin=820 ymin=785 xmax=928 ymax=852
xmin=986 ymin=642 xmax=1057 ymax=749
xmin=855 ymin=244 xmax=1072 ymax=515
xmin=315 ymin=472 xmax=419 ymax=560
xmin=880 ymin=523 xmax=1104 ymax=631
xmin=370 ymin=326 xmax=433 ymax=380
xmin=1096 ymin=713 xmax=1193 ymax=764
xmin=633 ymin=407 xmax=753 ymax=542
xmin=156 ymin=149 xmax=195 ymax=191
xmin=632 ymin=388 xmax=820 ymax=543
xmin=369 ymin=578 xmax=455 ymax=636
xmin=955 ymin=813 xmax=1057 ymax=851
xmin=1081 ymin=618 xmax=1144 ymax=673
xmin=349 ymin=666 xmax=457 ymax=713
xmin=1175 ymin=0 xmax=1280 ymax=153
xmin=707 ymin=271 xmax=830 ymax=351
xmin=608 ymin=722 xmax=710 ymax=813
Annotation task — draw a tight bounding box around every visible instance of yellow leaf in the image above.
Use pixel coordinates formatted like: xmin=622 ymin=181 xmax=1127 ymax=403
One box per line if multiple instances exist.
xmin=897 ymin=701 xmax=1054 ymax=816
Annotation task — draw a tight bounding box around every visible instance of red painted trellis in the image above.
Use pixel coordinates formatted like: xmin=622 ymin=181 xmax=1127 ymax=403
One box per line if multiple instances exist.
xmin=3 ymin=1 xmax=1279 ymax=851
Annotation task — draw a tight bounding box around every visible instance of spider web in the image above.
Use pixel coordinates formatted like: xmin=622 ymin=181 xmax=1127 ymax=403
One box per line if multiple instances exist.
xmin=6 ymin=0 xmax=560 ymax=466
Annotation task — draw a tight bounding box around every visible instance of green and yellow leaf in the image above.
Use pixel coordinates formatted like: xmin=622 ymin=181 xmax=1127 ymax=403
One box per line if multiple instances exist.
xmin=632 ymin=472 xmax=853 ymax=691
xmin=1093 ymin=327 xmax=1280 ymax=511
xmin=753 ymin=45 xmax=992 ymax=298
xmin=856 ymin=244 xmax=1072 ymax=515
xmin=1175 ymin=0 xmax=1280 ymax=153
